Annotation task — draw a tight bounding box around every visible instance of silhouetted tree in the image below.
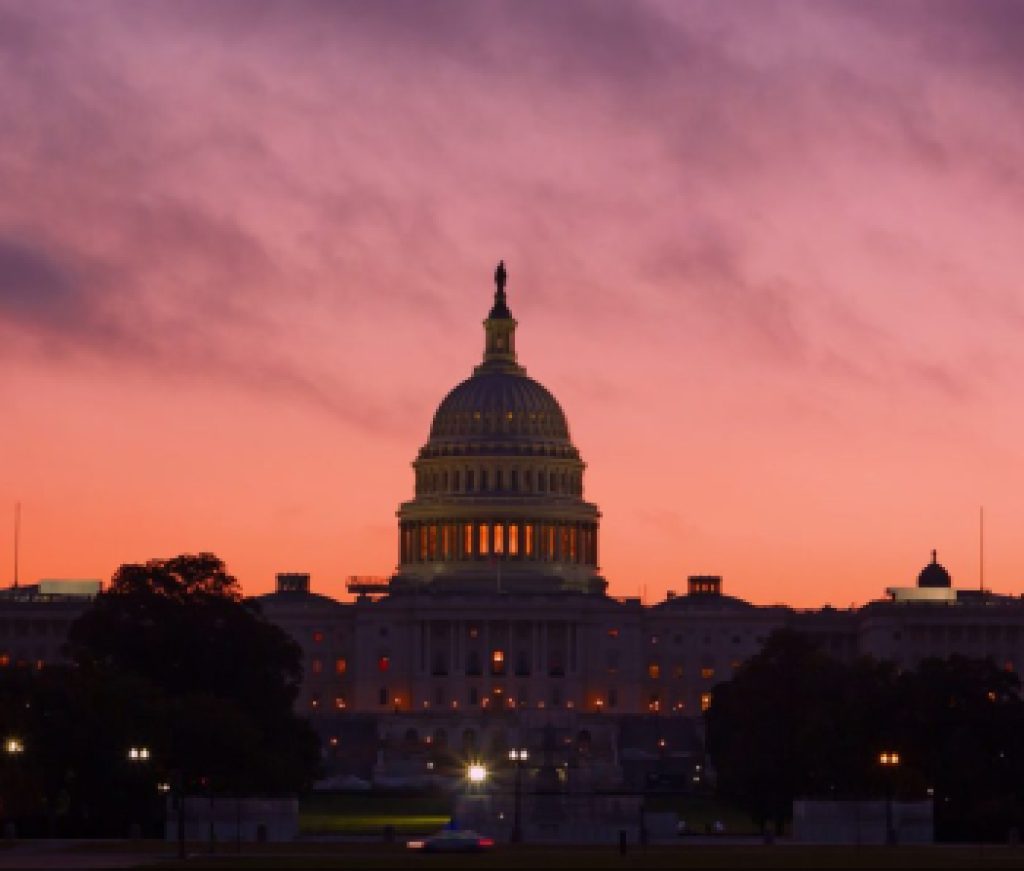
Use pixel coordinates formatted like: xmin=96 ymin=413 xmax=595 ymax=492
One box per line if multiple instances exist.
xmin=65 ymin=553 xmax=320 ymax=796
xmin=706 ymin=629 xmax=1024 ymax=840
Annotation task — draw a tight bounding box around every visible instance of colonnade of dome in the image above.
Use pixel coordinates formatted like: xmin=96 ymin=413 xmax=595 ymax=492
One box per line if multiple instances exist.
xmin=391 ymin=263 xmax=605 ymax=595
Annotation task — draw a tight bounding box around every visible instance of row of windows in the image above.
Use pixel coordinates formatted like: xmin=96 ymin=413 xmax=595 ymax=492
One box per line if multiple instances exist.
xmin=370 ymin=686 xmax=614 ymax=710
xmin=415 ymin=466 xmax=582 ymax=496
xmin=309 ymin=688 xmax=713 ymax=715
xmin=0 ymin=619 xmax=71 ymax=636
xmin=647 ymin=663 xmax=722 ymax=680
xmin=401 ymin=521 xmax=598 ymax=565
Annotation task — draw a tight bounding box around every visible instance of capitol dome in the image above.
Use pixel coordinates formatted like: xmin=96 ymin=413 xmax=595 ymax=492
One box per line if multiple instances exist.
xmin=428 ymin=372 xmax=571 ymax=443
xmin=392 ymin=261 xmax=604 ymax=595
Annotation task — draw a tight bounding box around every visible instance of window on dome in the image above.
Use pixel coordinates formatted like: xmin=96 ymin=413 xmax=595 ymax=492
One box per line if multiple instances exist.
xmin=560 ymin=526 xmax=570 ymax=559
xmin=524 ymin=524 xmax=534 ymax=557
xmin=463 ymin=524 xmax=473 ymax=556
xmin=493 ymin=524 xmax=504 ymax=554
xmin=508 ymin=525 xmax=519 ymax=555
xmin=545 ymin=526 xmax=556 ymax=559
xmin=569 ymin=527 xmax=578 ymax=562
xmin=478 ymin=524 xmax=490 ymax=555
xmin=428 ymin=525 xmax=438 ymax=560
xmin=441 ymin=525 xmax=451 ymax=559
xmin=419 ymin=526 xmax=428 ymax=561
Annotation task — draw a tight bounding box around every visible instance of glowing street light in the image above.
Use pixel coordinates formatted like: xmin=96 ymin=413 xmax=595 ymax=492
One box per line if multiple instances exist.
xmin=128 ymin=746 xmax=151 ymax=762
xmin=4 ymin=737 xmax=24 ymax=755
xmin=467 ymin=762 xmax=488 ymax=784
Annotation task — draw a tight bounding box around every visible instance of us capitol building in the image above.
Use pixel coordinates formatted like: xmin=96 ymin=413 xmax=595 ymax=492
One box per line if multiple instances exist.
xmin=4 ymin=263 xmax=1024 ymax=785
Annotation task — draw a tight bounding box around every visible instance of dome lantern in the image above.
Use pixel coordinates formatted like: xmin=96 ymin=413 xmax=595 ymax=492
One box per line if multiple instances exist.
xmin=480 ymin=260 xmax=519 ymax=371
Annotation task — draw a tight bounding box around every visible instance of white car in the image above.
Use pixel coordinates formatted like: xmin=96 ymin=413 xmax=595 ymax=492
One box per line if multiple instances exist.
xmin=407 ymin=829 xmax=495 ymax=853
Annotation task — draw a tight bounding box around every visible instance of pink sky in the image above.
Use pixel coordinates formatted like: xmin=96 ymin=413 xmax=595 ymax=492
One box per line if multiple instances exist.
xmin=1 ymin=1 xmax=1023 ymax=607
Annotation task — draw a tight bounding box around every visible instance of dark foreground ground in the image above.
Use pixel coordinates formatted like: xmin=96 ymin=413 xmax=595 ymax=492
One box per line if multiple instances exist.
xmin=4 ymin=841 xmax=1024 ymax=871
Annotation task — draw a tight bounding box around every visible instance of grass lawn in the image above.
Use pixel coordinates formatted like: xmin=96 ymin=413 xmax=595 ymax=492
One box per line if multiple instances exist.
xmin=300 ymin=813 xmax=450 ymax=835
xmin=299 ymin=791 xmax=453 ymax=835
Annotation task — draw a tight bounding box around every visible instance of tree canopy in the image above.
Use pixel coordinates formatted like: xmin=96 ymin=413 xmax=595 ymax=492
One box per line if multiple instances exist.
xmin=706 ymin=629 xmax=1024 ymax=839
xmin=1 ymin=554 xmax=320 ymax=835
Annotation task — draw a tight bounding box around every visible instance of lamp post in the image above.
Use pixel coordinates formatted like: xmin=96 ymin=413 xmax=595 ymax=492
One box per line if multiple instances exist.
xmin=126 ymin=746 xmax=151 ymax=840
xmin=508 ymin=747 xmax=529 ymax=843
xmin=878 ymin=751 xmax=900 ymax=845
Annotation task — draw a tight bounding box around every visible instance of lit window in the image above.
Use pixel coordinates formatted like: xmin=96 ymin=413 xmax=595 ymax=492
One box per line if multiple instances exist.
xmin=0 ymin=653 xmax=9 ymax=668
xmin=701 ymin=692 xmax=713 ymax=712
xmin=701 ymin=667 xmax=715 ymax=680
xmin=329 ymin=736 xmax=339 ymax=747
xmin=311 ymin=658 xmax=323 ymax=675
xmin=335 ymin=658 xmax=347 ymax=675
xmin=648 ymin=695 xmax=661 ymax=712
xmin=311 ymin=694 xmax=321 ymax=709
xmin=312 ymin=630 xmax=324 ymax=643
xmin=378 ymin=655 xmax=391 ymax=672
xmin=648 ymin=663 xmax=660 ymax=680
xmin=508 ymin=525 xmax=519 ymax=555
xmin=492 ymin=650 xmax=505 ymax=664
xmin=607 ymin=628 xmax=619 ymax=639
xmin=463 ymin=523 xmax=473 ymax=554
xmin=468 ymin=625 xmax=479 ymax=639
xmin=334 ymin=697 xmax=346 ymax=710
xmin=478 ymin=524 xmax=490 ymax=556
xmin=525 ymin=525 xmax=534 ymax=555
xmin=494 ymin=524 xmax=504 ymax=554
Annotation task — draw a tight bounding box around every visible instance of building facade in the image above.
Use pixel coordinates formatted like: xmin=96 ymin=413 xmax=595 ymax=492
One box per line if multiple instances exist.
xmin=4 ymin=267 xmax=1024 ymax=783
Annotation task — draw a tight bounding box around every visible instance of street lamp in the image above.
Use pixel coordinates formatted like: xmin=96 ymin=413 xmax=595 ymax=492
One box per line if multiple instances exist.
xmin=508 ymin=747 xmax=529 ymax=843
xmin=128 ymin=746 xmax=151 ymax=762
xmin=878 ymin=750 xmax=900 ymax=845
xmin=467 ymin=762 xmax=488 ymax=785
xmin=3 ymin=737 xmax=24 ymax=755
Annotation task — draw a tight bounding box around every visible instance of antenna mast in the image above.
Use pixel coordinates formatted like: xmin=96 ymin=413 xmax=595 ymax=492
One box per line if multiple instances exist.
xmin=13 ymin=502 xmax=20 ymax=588
xmin=979 ymin=505 xmax=985 ymax=593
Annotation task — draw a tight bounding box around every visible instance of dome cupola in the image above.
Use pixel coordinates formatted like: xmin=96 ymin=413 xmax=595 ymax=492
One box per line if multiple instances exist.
xmin=917 ymin=550 xmax=952 ymax=589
